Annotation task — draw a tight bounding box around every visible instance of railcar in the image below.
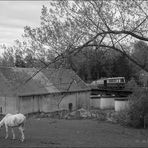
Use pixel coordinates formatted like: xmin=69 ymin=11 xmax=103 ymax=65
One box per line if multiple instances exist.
xmin=91 ymin=77 xmax=126 ymax=90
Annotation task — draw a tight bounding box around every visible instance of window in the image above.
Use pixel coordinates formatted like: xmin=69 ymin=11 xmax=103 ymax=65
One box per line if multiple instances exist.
xmin=120 ymin=78 xmax=125 ymax=83
xmin=108 ymin=79 xmax=118 ymax=83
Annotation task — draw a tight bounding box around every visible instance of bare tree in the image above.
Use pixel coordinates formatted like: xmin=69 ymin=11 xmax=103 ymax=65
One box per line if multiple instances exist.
xmin=22 ymin=0 xmax=148 ymax=72
xmin=1 ymin=0 xmax=148 ymax=91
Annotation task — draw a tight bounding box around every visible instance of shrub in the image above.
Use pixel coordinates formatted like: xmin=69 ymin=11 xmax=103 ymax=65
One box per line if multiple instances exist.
xmin=125 ymin=77 xmax=138 ymax=91
xmin=96 ymin=110 xmax=107 ymax=121
xmin=116 ymin=87 xmax=148 ymax=128
xmin=115 ymin=109 xmax=131 ymax=127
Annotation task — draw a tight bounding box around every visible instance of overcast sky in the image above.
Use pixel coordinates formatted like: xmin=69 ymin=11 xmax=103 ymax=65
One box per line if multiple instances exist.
xmin=0 ymin=1 xmax=49 ymax=54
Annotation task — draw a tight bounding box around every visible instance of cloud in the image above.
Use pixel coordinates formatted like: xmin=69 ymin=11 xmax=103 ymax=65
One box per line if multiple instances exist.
xmin=0 ymin=26 xmax=23 ymax=48
xmin=0 ymin=1 xmax=49 ymax=50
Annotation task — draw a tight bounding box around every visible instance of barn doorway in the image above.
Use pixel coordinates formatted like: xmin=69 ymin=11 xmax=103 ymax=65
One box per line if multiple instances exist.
xmin=0 ymin=107 xmax=2 ymax=114
xmin=68 ymin=103 xmax=73 ymax=112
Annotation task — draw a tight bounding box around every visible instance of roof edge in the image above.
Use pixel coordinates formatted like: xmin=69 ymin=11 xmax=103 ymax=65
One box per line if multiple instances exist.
xmin=19 ymin=89 xmax=91 ymax=97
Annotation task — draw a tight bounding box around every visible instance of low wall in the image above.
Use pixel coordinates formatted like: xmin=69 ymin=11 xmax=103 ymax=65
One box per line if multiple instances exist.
xmin=100 ymin=95 xmax=115 ymax=109
xmin=115 ymin=97 xmax=129 ymax=111
xmin=90 ymin=95 xmax=100 ymax=109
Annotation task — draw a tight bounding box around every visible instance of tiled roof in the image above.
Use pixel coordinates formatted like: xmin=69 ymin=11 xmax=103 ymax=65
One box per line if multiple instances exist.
xmin=41 ymin=68 xmax=89 ymax=92
xmin=0 ymin=69 xmax=14 ymax=96
xmin=0 ymin=67 xmax=89 ymax=97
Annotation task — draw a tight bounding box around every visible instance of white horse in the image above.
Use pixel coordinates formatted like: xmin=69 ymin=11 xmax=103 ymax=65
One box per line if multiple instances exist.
xmin=0 ymin=113 xmax=26 ymax=142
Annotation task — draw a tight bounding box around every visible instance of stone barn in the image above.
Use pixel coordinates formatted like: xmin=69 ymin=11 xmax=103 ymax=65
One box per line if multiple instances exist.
xmin=0 ymin=67 xmax=90 ymax=114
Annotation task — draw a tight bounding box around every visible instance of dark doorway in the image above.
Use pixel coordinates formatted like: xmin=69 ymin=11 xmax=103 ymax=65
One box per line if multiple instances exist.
xmin=0 ymin=107 xmax=2 ymax=114
xmin=104 ymin=80 xmax=107 ymax=88
xmin=68 ymin=103 xmax=73 ymax=112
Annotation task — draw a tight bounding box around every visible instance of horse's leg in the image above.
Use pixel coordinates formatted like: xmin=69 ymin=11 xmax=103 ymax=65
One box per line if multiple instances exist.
xmin=5 ymin=125 xmax=8 ymax=139
xmin=11 ymin=128 xmax=15 ymax=140
xmin=18 ymin=126 xmax=25 ymax=142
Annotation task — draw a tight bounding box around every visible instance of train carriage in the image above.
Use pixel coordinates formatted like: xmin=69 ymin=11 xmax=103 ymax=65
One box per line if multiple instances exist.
xmin=91 ymin=77 xmax=126 ymax=90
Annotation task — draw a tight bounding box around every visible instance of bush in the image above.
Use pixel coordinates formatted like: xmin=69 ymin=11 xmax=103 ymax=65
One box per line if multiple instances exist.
xmin=125 ymin=77 xmax=138 ymax=91
xmin=115 ymin=110 xmax=131 ymax=127
xmin=116 ymin=87 xmax=148 ymax=128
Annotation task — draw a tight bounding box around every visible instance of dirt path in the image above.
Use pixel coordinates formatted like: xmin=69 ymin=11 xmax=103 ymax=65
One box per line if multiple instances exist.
xmin=0 ymin=118 xmax=148 ymax=147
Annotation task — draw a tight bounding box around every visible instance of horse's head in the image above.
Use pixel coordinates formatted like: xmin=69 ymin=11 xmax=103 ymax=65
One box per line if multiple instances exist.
xmin=0 ymin=121 xmax=3 ymax=128
xmin=0 ymin=116 xmax=5 ymax=128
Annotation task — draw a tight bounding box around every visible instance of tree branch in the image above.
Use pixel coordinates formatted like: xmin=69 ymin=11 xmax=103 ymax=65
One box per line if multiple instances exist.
xmin=87 ymin=44 xmax=148 ymax=72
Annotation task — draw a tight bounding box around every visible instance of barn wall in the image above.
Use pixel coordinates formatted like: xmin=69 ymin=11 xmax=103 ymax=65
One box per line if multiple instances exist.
xmin=59 ymin=93 xmax=77 ymax=111
xmin=19 ymin=95 xmax=58 ymax=114
xmin=90 ymin=97 xmax=100 ymax=109
xmin=0 ymin=96 xmax=17 ymax=114
xmin=76 ymin=91 xmax=90 ymax=109
xmin=0 ymin=97 xmax=6 ymax=114
xmin=19 ymin=91 xmax=91 ymax=114
xmin=19 ymin=96 xmax=41 ymax=114
xmin=41 ymin=94 xmax=59 ymax=112
xmin=41 ymin=91 xmax=90 ymax=112
xmin=19 ymin=96 xmax=33 ymax=114
xmin=6 ymin=97 xmax=17 ymax=114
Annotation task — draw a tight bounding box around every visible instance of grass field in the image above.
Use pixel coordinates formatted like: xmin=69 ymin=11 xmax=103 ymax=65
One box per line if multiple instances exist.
xmin=0 ymin=118 xmax=148 ymax=147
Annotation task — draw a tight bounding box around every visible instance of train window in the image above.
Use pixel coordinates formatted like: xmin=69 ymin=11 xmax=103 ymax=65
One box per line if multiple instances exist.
xmin=108 ymin=79 xmax=118 ymax=83
xmin=120 ymin=78 xmax=125 ymax=83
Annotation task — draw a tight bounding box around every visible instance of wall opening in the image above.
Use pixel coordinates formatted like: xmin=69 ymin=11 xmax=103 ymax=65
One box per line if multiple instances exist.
xmin=0 ymin=107 xmax=2 ymax=114
xmin=68 ymin=103 xmax=73 ymax=112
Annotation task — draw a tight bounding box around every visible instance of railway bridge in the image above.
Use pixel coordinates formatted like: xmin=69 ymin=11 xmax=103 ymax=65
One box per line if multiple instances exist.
xmin=91 ymin=88 xmax=133 ymax=97
xmin=90 ymin=88 xmax=133 ymax=111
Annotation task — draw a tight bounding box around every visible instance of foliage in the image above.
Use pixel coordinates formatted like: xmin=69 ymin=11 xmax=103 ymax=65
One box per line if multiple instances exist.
xmin=23 ymin=0 xmax=148 ymax=71
xmin=0 ymin=40 xmax=134 ymax=82
xmin=112 ymin=54 xmax=133 ymax=80
xmin=116 ymin=87 xmax=148 ymax=128
xmin=0 ymin=40 xmax=51 ymax=68
xmin=124 ymin=77 xmax=138 ymax=90
xmin=132 ymin=41 xmax=148 ymax=70
xmin=1 ymin=0 xmax=148 ymax=82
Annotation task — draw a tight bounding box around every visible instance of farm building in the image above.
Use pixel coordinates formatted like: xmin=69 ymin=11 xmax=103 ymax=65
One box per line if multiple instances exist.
xmin=0 ymin=67 xmax=91 ymax=114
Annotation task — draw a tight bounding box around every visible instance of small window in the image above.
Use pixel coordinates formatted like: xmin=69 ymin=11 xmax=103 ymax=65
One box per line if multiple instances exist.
xmin=108 ymin=79 xmax=118 ymax=83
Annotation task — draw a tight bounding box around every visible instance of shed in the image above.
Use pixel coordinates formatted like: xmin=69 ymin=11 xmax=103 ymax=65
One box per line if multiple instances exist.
xmin=0 ymin=67 xmax=91 ymax=114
